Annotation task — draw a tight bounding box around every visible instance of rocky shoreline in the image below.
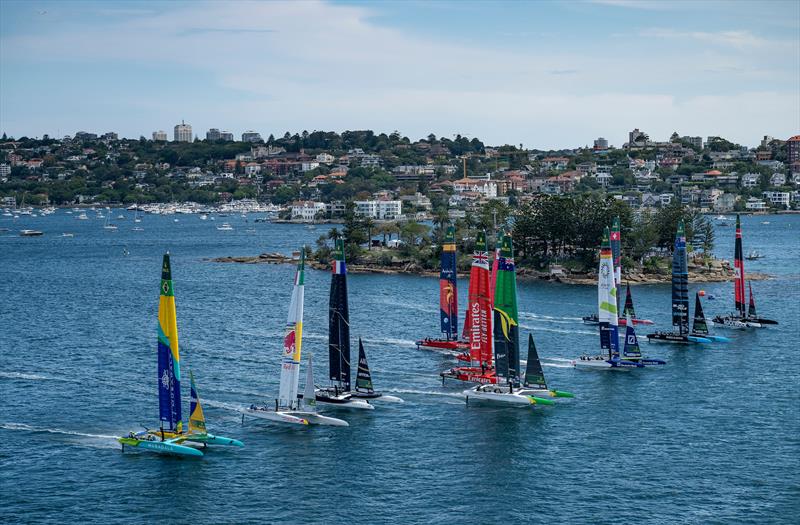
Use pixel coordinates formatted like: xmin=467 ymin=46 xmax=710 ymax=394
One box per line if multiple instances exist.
xmin=208 ymin=252 xmax=769 ymax=285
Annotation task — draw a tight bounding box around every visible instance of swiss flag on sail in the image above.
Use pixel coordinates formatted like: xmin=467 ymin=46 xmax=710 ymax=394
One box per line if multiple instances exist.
xmin=610 ymin=231 xmax=620 ymax=241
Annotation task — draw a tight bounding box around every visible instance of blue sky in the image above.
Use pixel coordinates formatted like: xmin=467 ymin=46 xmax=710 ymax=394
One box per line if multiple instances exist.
xmin=1 ymin=0 xmax=798 ymax=148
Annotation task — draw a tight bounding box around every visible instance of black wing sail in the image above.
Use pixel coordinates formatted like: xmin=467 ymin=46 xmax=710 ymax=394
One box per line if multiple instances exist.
xmin=355 ymin=338 xmax=374 ymax=393
xmin=623 ymin=284 xmax=636 ymax=319
xmin=523 ymin=333 xmax=547 ymax=390
xmin=691 ymin=292 xmax=709 ymax=335
xmin=671 ymin=222 xmax=690 ymax=335
xmin=329 ymin=239 xmax=351 ymax=390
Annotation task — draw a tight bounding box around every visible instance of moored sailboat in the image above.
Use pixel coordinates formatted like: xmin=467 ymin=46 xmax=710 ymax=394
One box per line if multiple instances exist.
xmin=245 ymin=250 xmax=348 ymax=426
xmin=463 ymin=233 xmax=555 ymax=406
xmin=713 ymin=215 xmax=778 ymax=329
xmin=118 ymin=253 xmax=243 ymax=456
xmin=416 ymin=226 xmax=468 ymax=352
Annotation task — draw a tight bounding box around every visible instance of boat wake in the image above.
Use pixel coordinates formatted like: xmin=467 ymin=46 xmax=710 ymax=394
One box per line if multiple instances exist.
xmin=372 ymin=369 xmax=441 ymax=379
xmin=539 ymin=357 xmax=576 ymax=368
xmin=384 ymin=388 xmax=464 ymax=399
xmin=542 ymin=362 xmax=575 ymax=369
xmin=0 ymin=422 xmax=118 ymax=443
xmin=519 ymin=312 xmax=583 ymax=324
xmin=519 ymin=323 xmax=596 ymax=336
xmin=0 ymin=371 xmax=78 ymax=382
xmin=200 ymin=399 xmax=249 ymax=412
xmin=361 ymin=337 xmax=418 ymax=347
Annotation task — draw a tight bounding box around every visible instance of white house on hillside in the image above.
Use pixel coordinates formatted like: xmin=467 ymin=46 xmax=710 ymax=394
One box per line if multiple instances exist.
xmin=291 ymin=201 xmax=327 ymax=221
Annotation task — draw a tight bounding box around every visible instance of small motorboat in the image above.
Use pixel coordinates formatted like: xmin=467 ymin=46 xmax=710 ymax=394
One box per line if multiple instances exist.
xmin=216 ymin=223 xmax=233 ymax=231
xmin=745 ymin=250 xmax=764 ymax=260
xmin=20 ymin=229 xmax=44 ymax=236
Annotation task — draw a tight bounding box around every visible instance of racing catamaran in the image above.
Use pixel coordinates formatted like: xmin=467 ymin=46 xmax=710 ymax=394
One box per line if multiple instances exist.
xmin=574 ymin=228 xmax=656 ymax=369
xmin=245 ymin=251 xmax=348 ymax=426
xmin=316 ymin=239 xmax=395 ymax=409
xmin=517 ymin=334 xmax=574 ymax=399
xmin=713 ymin=215 xmax=777 ymax=328
xmin=463 ymin=233 xmax=555 ymax=406
xmin=647 ymin=221 xmax=716 ymax=344
xmin=621 ymin=284 xmax=654 ymax=325
xmin=417 ymin=226 xmax=468 ymax=352
xmin=441 ymin=231 xmax=496 ymax=384
xmin=351 ymin=338 xmax=403 ymax=402
xmin=119 ymin=253 xmax=244 ymax=456
xmin=583 ymin=217 xmax=653 ymax=326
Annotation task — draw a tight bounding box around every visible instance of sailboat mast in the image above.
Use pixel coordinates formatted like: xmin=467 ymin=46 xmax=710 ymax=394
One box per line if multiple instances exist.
xmin=157 ymin=253 xmax=182 ymax=432
xmin=329 ymin=239 xmax=351 ymax=391
xmin=278 ymin=250 xmax=305 ymax=408
xmin=439 ymin=226 xmax=458 ymax=340
xmin=610 ymin=216 xmax=622 ymax=311
xmin=467 ymin=231 xmax=493 ymax=367
xmin=598 ymin=227 xmax=619 ymax=360
xmin=671 ymin=221 xmax=689 ymax=336
xmin=492 ymin=233 xmax=520 ymax=387
xmin=734 ymin=214 xmax=746 ymax=316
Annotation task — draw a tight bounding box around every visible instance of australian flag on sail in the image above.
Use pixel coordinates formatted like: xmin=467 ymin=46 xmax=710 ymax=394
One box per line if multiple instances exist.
xmin=498 ymin=256 xmax=515 ymax=272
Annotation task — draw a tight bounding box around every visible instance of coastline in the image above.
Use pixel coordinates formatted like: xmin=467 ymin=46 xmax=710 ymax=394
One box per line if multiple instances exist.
xmin=207 ymin=253 xmax=770 ymax=285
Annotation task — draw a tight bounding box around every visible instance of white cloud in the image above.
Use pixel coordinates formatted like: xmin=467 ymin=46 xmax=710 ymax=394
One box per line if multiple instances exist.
xmin=642 ymin=28 xmax=773 ymax=49
xmin=0 ymin=1 xmax=797 ymax=146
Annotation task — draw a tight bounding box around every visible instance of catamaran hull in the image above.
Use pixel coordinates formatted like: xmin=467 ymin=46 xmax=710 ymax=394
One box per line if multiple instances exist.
xmin=118 ymin=437 xmax=203 ymax=457
xmin=620 ymin=318 xmax=654 ymax=326
xmin=351 ymin=392 xmax=405 ymax=403
xmin=464 ymin=389 xmax=535 ymax=406
xmin=440 ymin=365 xmax=497 ymax=385
xmin=517 ymin=388 xmax=575 ymax=400
xmin=646 ymin=333 xmax=712 ymax=344
xmin=415 ymin=339 xmax=469 ymax=353
xmin=572 ymin=359 xmax=643 ymax=370
xmin=246 ymin=408 xmax=349 ymax=427
xmin=185 ymin=433 xmax=244 ymax=447
xmin=463 ymin=387 xmax=555 ymax=407
xmin=713 ymin=316 xmax=776 ymax=329
xmin=314 ymin=390 xmax=375 ymax=410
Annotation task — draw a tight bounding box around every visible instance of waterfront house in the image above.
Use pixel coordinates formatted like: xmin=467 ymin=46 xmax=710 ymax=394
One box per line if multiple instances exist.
xmin=762 ymin=191 xmax=790 ymax=209
xmin=745 ymin=197 xmax=768 ymax=211
xmin=741 ymin=173 xmax=761 ymax=188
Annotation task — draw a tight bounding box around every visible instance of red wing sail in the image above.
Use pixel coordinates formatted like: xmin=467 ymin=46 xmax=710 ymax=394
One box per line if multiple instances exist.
xmin=467 ymin=232 xmax=492 ymax=365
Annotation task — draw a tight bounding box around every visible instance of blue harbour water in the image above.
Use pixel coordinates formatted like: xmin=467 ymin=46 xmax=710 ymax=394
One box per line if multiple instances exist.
xmin=1 ymin=212 xmax=798 ymax=524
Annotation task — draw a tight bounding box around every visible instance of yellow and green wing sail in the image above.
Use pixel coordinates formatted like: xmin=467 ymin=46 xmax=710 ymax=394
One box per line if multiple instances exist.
xmin=157 ymin=253 xmax=182 ymax=432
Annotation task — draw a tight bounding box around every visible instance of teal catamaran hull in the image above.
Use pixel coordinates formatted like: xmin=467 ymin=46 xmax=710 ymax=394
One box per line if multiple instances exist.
xmin=185 ymin=433 xmax=244 ymax=447
xmin=119 ymin=438 xmax=204 ymax=457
